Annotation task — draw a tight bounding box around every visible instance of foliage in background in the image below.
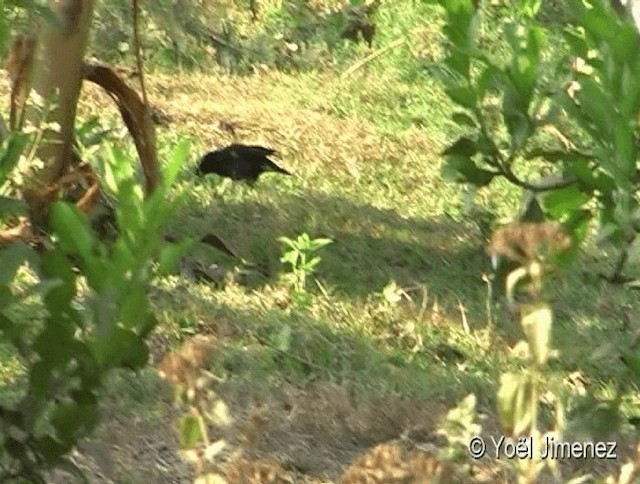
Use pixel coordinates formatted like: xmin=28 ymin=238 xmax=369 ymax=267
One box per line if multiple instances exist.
xmin=0 ymin=0 xmax=56 ymax=57
xmin=0 ymin=139 xmax=189 ymax=482
xmin=435 ymin=0 xmax=640 ymax=282
xmin=434 ymin=0 xmax=640 ymax=480
xmin=89 ymin=0 xmax=379 ymax=73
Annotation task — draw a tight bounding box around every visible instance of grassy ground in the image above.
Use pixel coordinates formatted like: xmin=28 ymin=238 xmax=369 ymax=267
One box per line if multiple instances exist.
xmin=64 ymin=62 xmax=640 ymax=482
xmin=3 ymin=2 xmax=640 ymax=482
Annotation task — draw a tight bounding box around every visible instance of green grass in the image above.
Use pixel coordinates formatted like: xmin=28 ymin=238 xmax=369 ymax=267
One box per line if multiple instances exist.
xmin=142 ymin=55 xmax=640 ymax=412
xmin=2 ymin=1 xmax=640 ymax=480
xmin=97 ymin=0 xmax=638 ymax=428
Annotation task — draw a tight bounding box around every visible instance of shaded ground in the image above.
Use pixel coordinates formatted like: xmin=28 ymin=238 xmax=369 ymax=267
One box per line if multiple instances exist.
xmin=57 ymin=335 xmax=640 ymax=484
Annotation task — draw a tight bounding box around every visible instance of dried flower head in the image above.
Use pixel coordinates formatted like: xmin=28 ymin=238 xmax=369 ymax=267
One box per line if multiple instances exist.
xmin=488 ymin=221 xmax=572 ymax=265
xmin=157 ymin=335 xmax=216 ymax=386
xmin=340 ymin=443 xmax=449 ymax=483
xmin=224 ymin=458 xmax=290 ymax=484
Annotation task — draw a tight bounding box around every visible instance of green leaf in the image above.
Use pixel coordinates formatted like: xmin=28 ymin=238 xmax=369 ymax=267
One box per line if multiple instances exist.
xmin=541 ymin=184 xmax=590 ymax=220
xmin=277 ymin=236 xmax=295 ymax=248
xmin=567 ymin=160 xmax=607 ymax=193
xmin=179 ymin=414 xmax=205 ymax=448
xmin=4 ymin=435 xmax=27 ymax=461
xmin=521 ymin=303 xmax=552 ymax=366
xmin=158 ymin=238 xmax=194 ymax=275
xmin=502 ymin=81 xmax=533 ymax=150
xmin=445 ymin=51 xmax=471 ymax=79
xmin=476 ymin=63 xmax=501 ymax=98
xmin=33 ymin=316 xmax=75 ymax=368
xmin=579 ymin=1 xmax=615 ymax=43
xmin=28 ymin=351 xmax=55 ymax=398
xmin=517 ymin=0 xmax=542 ymax=17
xmin=610 ymin=23 xmax=639 ymax=68
xmin=508 ymin=27 xmax=544 ymax=110
xmin=0 ymin=242 xmax=36 ymax=284
xmin=497 ymin=372 xmax=533 ymax=436
xmin=620 ymin=63 xmax=640 ymax=119
xmin=281 ymin=251 xmax=299 ymax=266
xmin=138 ymin=312 xmax=158 ymax=340
xmin=309 ymin=238 xmax=333 ymax=250
xmin=442 ymin=154 xmax=495 ymax=187
xmin=51 ymin=399 xmax=98 ymax=445
xmin=119 ymin=284 xmax=150 ymax=329
xmin=442 ymin=137 xmax=477 ymax=157
xmin=0 ymin=132 xmax=28 ymax=186
xmin=94 ymin=326 xmax=149 ymax=369
xmin=562 ymin=28 xmax=589 ymax=58
xmin=613 ymin=116 xmax=636 ymax=179
xmin=73 ymin=344 xmax=102 ymax=389
xmin=506 ymin=112 xmax=532 ymax=151
xmin=451 ymin=112 xmax=477 ymax=127
xmin=574 ymin=77 xmax=612 ymax=141
xmin=49 ymin=202 xmax=94 ymax=260
xmin=444 ymin=85 xmax=477 ymax=109
xmin=554 ymin=210 xmax=592 ymax=266
xmin=440 ymin=0 xmax=477 ymax=50
xmin=40 ymin=248 xmax=76 ymax=312
xmin=557 ymin=91 xmax=602 ymax=143
xmin=33 ymin=435 xmax=71 ymax=464
xmin=0 ymin=405 xmax=23 ymax=428
xmin=0 ymin=313 xmax=26 ymax=353
xmin=164 ymin=139 xmax=190 ymax=187
xmin=306 ymin=255 xmax=322 ymax=270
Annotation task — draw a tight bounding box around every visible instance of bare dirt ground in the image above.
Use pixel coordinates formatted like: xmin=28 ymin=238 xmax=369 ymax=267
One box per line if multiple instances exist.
xmin=48 ymin=331 xmax=640 ymax=484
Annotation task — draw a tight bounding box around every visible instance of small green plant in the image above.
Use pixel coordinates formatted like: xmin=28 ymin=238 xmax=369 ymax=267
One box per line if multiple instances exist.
xmin=157 ymin=335 xmax=229 ymax=482
xmin=438 ymin=393 xmax=481 ymax=467
xmin=488 ymin=222 xmax=562 ymax=482
xmin=0 ymin=139 xmax=191 ymax=482
xmin=487 ymin=221 xmax=627 ymax=482
xmin=278 ymin=232 xmax=333 ymax=294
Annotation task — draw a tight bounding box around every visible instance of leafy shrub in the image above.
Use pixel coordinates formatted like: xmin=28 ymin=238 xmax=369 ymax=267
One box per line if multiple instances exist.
xmin=435 ymin=0 xmax=640 ymax=280
xmin=0 ymin=140 xmax=190 ymax=482
xmin=433 ymin=1 xmax=640 ymax=480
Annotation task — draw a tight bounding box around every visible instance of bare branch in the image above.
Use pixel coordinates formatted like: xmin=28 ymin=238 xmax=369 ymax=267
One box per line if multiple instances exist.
xmin=82 ymin=62 xmax=161 ymax=194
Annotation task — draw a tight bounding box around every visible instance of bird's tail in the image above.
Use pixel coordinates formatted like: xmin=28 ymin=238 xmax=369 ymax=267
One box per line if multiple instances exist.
xmin=272 ymin=165 xmax=292 ymax=176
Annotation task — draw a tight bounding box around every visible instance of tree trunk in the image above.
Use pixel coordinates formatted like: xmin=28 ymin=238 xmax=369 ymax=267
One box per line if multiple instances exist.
xmin=23 ymin=0 xmax=95 ymax=218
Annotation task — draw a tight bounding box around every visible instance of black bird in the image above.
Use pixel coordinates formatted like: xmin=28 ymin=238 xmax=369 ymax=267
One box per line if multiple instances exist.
xmin=195 ymin=144 xmax=291 ymax=184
